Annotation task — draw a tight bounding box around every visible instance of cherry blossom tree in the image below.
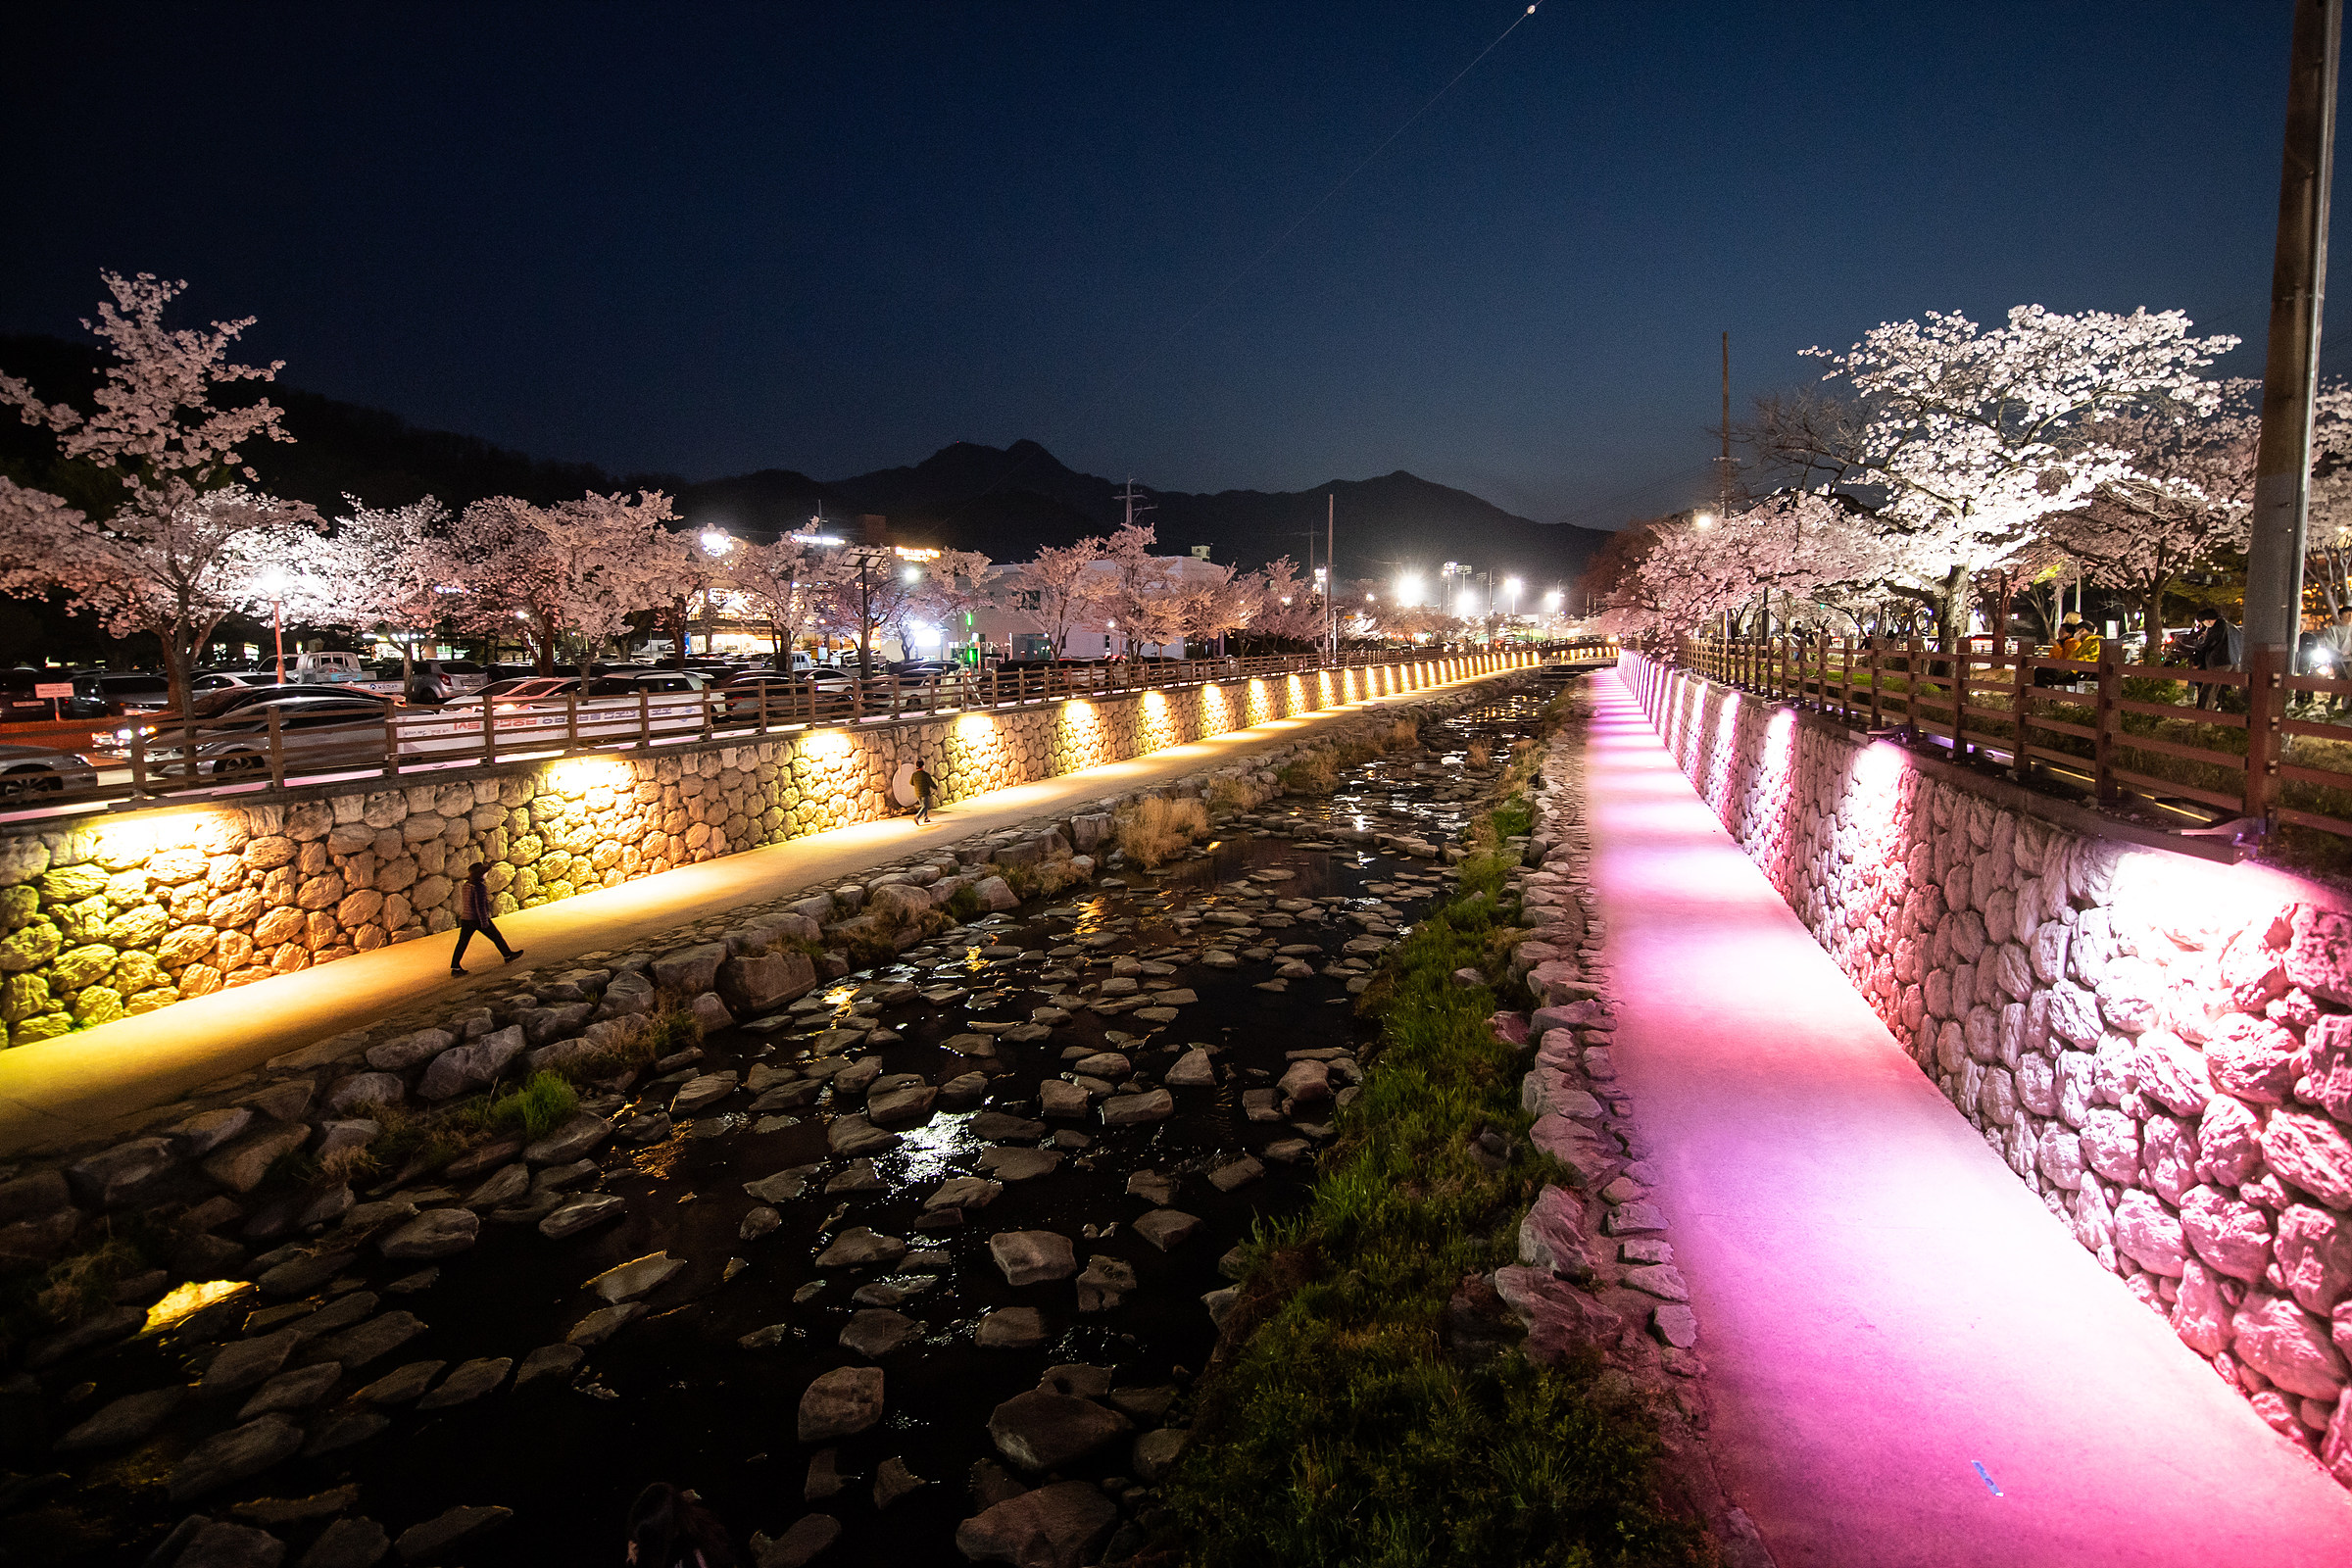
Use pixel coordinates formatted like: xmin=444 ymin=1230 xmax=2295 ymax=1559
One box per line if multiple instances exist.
xmin=1795 ymin=306 xmax=2238 ymax=650
xmin=442 ymin=491 xmax=676 ymax=672
xmin=297 ymin=497 xmax=459 ymax=690
xmin=646 ymin=527 xmax=736 ymax=664
xmin=1005 ymin=534 xmax=1108 ymax=656
xmin=0 ymin=272 xmax=319 ymax=710
xmin=1249 ymin=557 xmax=1326 ymax=644
xmin=902 ymin=549 xmax=994 ymax=659
xmin=2046 ymin=388 xmax=2257 ymax=646
xmin=728 ymin=535 xmax=824 ymax=670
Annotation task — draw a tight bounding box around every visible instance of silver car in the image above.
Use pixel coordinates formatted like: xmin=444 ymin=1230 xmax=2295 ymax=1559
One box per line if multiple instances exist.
xmin=0 ymin=743 xmax=100 ymax=799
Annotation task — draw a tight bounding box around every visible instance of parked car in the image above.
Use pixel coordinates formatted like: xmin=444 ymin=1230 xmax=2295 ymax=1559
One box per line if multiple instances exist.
xmin=65 ymin=670 xmax=172 ymax=718
xmin=0 ymin=667 xmax=72 ymax=723
xmin=0 ymin=743 xmax=99 ymax=799
xmin=445 ymin=676 xmax=583 ymax=708
xmin=108 ymin=684 xmax=393 ymax=751
xmin=144 ymin=694 xmax=399 ymax=776
xmin=192 ymin=671 xmax=278 ymax=696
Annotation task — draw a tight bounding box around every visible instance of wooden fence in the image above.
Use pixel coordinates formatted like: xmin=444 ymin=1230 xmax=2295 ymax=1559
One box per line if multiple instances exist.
xmin=3 ymin=646 xmax=1569 ymax=816
xmin=1627 ymin=635 xmax=2352 ymax=840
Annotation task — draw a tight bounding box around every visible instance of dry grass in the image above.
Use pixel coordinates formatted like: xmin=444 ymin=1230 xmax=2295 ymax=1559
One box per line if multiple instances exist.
xmin=1207 ymin=773 xmax=1275 ymax=812
xmin=1117 ymin=796 xmax=1211 ymax=866
xmin=1277 ymin=751 xmax=1341 ymax=795
xmin=1466 ymin=741 xmax=1492 ymax=769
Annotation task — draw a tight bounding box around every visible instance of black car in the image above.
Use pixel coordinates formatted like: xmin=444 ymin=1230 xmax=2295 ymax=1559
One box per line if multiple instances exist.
xmin=65 ymin=670 xmax=172 ymax=719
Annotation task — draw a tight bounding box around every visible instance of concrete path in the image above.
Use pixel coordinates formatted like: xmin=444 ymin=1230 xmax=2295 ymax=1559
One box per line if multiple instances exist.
xmin=0 ymin=674 xmax=1494 ymax=1157
xmin=1583 ymin=670 xmax=2352 ymax=1567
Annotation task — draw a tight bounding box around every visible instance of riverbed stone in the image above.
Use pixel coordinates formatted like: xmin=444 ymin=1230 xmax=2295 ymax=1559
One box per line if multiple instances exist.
xmin=827 ymin=1115 xmax=901 ymax=1156
xmin=310 ymin=1311 xmax=425 ymax=1370
xmin=416 ymin=1356 xmax=511 ymax=1410
xmin=354 ymin=1359 xmax=443 ymax=1405
xmin=986 ymin=1390 xmax=1131 ymax=1471
xmin=299 ymin=1516 xmax=390 ymax=1568
xmin=1131 ymin=1208 xmax=1202 ymax=1252
xmin=201 ymin=1329 xmax=301 ymax=1395
xmin=816 ymin=1227 xmax=907 ymax=1269
xmin=514 ymin=1343 xmax=584 ymax=1389
xmin=587 ymin=1252 xmax=685 ymax=1303
xmin=380 ymin=1208 xmax=479 ymax=1259
xmin=953 ymin=1481 xmax=1118 ymax=1568
xmin=799 ymin=1366 xmax=886 ymax=1441
xmin=170 ymin=1414 xmax=306 ymax=1499
xmin=539 ymin=1193 xmax=626 ymax=1239
xmin=238 ymin=1361 xmax=343 ymax=1420
xmin=977 ymin=1307 xmax=1049 ymax=1348
xmin=752 ymin=1515 xmax=843 ymax=1568
xmin=841 ymin=1309 xmax=921 ymax=1358
xmin=927 ymin=1176 xmax=1003 ymax=1212
xmin=59 ymin=1385 xmax=185 ymax=1449
xmin=978 ymin=1147 xmax=1061 ymax=1183
xmin=393 ymin=1504 xmax=511 ymax=1562
xmin=1099 ymin=1088 xmax=1173 ymax=1127
xmin=990 ymin=1230 xmax=1077 ymax=1286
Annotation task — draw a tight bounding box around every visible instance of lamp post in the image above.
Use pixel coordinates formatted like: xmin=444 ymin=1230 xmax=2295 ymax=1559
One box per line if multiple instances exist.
xmin=259 ymin=567 xmax=289 ymax=682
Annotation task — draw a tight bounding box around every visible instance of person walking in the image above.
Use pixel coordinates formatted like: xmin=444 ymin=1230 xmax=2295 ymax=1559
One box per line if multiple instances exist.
xmin=2323 ymin=607 xmax=2352 ymax=715
xmin=449 ymin=861 xmax=520 ymax=976
xmin=910 ymin=756 xmax=938 ymax=824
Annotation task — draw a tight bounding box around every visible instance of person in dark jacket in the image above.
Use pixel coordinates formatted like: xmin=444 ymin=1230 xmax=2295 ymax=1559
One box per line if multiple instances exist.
xmin=625 ymin=1484 xmax=735 ymax=1568
xmin=450 ymin=861 xmax=521 ymax=976
xmin=910 ymin=757 xmax=938 ymax=824
xmin=2191 ymin=612 xmax=2237 ymax=710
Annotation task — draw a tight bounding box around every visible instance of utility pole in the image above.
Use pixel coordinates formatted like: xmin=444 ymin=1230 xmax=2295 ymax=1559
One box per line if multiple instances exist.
xmin=2246 ymin=0 xmax=2343 ymax=660
xmin=1719 ymin=330 xmax=1734 ymax=520
xmin=1326 ymin=492 xmax=1337 ymax=661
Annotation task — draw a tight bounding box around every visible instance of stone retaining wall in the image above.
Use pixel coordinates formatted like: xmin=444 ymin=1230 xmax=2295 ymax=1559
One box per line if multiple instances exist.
xmin=1619 ymin=654 xmax=2352 ymax=1487
xmin=0 ymin=656 xmax=1527 ymax=1048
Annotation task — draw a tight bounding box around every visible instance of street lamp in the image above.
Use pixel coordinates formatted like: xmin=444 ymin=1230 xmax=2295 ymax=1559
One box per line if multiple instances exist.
xmin=1693 ymin=512 xmax=1715 ymax=530
xmin=258 ymin=567 xmax=289 ymax=682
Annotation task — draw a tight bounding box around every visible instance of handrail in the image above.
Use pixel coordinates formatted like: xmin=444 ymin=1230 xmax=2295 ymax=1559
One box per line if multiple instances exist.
xmin=0 ymin=645 xmax=1608 ymax=820
xmin=1637 ymin=633 xmax=2352 ymax=842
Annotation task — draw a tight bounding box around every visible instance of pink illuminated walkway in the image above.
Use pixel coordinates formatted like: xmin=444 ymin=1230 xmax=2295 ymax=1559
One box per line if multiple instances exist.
xmin=1584 ymin=670 xmax=2352 ymax=1567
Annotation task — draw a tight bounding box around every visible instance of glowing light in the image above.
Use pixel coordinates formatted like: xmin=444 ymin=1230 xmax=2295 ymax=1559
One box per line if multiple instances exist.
xmin=144 ymin=1279 xmax=251 ymax=1334
xmin=1396 ymin=573 xmax=1423 ymax=605
xmin=956 ymin=710 xmax=999 ymax=741
xmin=258 ymin=566 xmax=289 ymax=596
xmin=699 ymin=529 xmax=733 ymax=556
xmin=1505 ymin=577 xmax=1523 ymax=594
xmin=1694 ymin=513 xmax=1715 ymax=530
xmin=803 ymin=728 xmax=856 ymax=760
xmin=902 ymin=566 xmax=920 ymax=582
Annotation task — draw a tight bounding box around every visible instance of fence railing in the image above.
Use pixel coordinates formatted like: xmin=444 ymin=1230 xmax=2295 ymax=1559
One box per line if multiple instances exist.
xmin=2 ymin=647 xmax=1562 ymax=819
xmin=1627 ymin=635 xmax=2352 ymax=842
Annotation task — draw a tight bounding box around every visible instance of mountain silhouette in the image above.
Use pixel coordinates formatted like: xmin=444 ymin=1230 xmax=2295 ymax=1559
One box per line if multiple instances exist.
xmin=677 ymin=438 xmax=1610 ymax=586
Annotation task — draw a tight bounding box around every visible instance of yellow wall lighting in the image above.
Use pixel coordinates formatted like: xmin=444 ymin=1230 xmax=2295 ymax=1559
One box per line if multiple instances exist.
xmin=144 ymin=1278 xmax=251 ymax=1333
xmin=95 ymin=808 xmax=222 ymax=868
xmin=960 ymin=710 xmax=1004 ymax=739
xmin=549 ymin=754 xmax=631 ymax=795
xmin=802 ymin=727 xmax=856 ymax=760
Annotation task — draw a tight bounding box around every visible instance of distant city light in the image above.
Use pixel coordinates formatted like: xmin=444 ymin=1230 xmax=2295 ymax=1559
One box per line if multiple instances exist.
xmin=699 ymin=529 xmax=732 ymax=556
xmin=1544 ymin=590 xmax=1563 ymax=610
xmin=792 ymin=532 xmax=844 ymax=546
xmin=1693 ymin=513 xmax=1715 ymax=530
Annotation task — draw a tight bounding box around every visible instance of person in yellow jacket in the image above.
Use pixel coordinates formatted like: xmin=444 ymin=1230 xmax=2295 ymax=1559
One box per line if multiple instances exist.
xmin=2055 ymin=613 xmax=2102 ymax=664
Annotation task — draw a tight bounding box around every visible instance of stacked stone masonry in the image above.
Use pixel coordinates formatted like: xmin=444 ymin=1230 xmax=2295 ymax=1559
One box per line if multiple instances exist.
xmin=1621 ymin=655 xmax=2352 ymax=1490
xmin=0 ymin=656 xmax=1525 ymax=1046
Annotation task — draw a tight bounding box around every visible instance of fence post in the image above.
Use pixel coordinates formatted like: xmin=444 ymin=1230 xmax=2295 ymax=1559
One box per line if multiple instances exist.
xmin=637 ymin=687 xmax=652 ymax=748
xmin=2246 ymin=644 xmax=2286 ymax=831
xmin=267 ymin=705 xmax=286 ymax=790
xmin=2010 ymin=636 xmax=2033 ymax=782
xmin=1954 ymin=640 xmax=1971 ymax=761
xmin=565 ymin=691 xmax=579 ymax=749
xmin=384 ymin=709 xmax=401 ymax=776
xmin=2093 ymin=641 xmax=2124 ymax=806
xmin=1839 ymin=636 xmax=1853 ymax=721
xmin=484 ymin=694 xmax=499 ymax=764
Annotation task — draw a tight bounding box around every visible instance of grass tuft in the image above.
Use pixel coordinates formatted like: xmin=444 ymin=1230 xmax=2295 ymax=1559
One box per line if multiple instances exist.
xmin=1116 ymin=796 xmax=1211 ymax=866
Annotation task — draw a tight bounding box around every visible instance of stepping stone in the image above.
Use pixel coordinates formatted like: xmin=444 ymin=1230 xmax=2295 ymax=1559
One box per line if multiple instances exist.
xmin=1130 ymin=1209 xmax=1202 ymax=1252
xmin=840 ymin=1309 xmax=921 ymax=1358
xmin=1651 ymin=1304 xmax=1698 ymax=1348
xmin=567 ymin=1303 xmax=644 ymax=1345
xmin=301 ymin=1517 xmax=390 ymax=1568
xmin=805 ymin=1447 xmax=850 ymax=1500
xmin=868 ymin=1083 xmax=939 ymax=1126
xmin=986 ymin=1390 xmax=1131 ymax=1472
xmin=1262 ymin=1139 xmax=1312 ymax=1164
xmin=989 ymin=1231 xmax=1077 ymax=1286
xmin=1039 ymin=1364 xmax=1112 ymax=1397
xmin=304 ymin=1408 xmax=389 ymax=1457
xmin=379 ymin=1208 xmax=480 ymax=1260
xmin=1039 ymin=1082 xmax=1090 ymax=1119
xmin=977 ymin=1147 xmax=1061 ymax=1182
xmin=1208 ymin=1156 xmax=1264 ymax=1193
xmin=739 ymin=1323 xmax=800 ymax=1349
xmin=309 ymin=1312 xmax=425 ymax=1371
xmin=1100 ymin=1089 xmax=1173 ymax=1127
xmin=237 ymin=1362 xmax=342 ymax=1420
xmin=975 ymin=1307 xmax=1048 ymax=1348
xmin=200 ymin=1330 xmax=299 ymax=1395
xmin=1163 ymin=1051 xmax=1215 ymax=1087
xmin=1072 ymin=1052 xmax=1132 ymax=1080
xmin=1075 ymin=1256 xmax=1136 ymax=1314
xmin=954 ymin=1483 xmax=1119 ymax=1568
xmin=827 ymin=1116 xmax=901 ymax=1156
xmin=968 ymin=1112 xmax=1048 ymax=1141
xmin=1604 ymin=1202 xmax=1666 ymax=1237
xmin=394 ymin=1505 xmax=511 ymax=1563
xmin=514 ymin=1344 xmax=582 ymax=1389
xmin=1125 ymin=1171 xmax=1179 ymax=1207
xmin=926 ymin=1176 xmax=1003 ymax=1211
xmin=540 ymin=1194 xmax=626 ymax=1240
xmin=586 ymin=1252 xmax=684 ymax=1303
xmin=799 ymin=1366 xmax=885 ymax=1442
xmin=1624 ymin=1264 xmax=1690 ymax=1302
xmin=1106 ymin=1385 xmax=1177 ymax=1422
xmin=755 ymin=1515 xmax=843 ymax=1568
xmin=815 ymin=1227 xmax=907 ymax=1269
xmin=416 ymin=1356 xmax=510 ymax=1409
xmin=874 ymin=1457 xmax=927 ymax=1510
xmin=741 ymin=1206 xmax=782 ymax=1241
xmin=169 ymin=1414 xmax=305 ymax=1500
xmin=58 ymin=1386 xmax=185 ymax=1450
xmin=826 ymin=1160 xmax=884 ymax=1194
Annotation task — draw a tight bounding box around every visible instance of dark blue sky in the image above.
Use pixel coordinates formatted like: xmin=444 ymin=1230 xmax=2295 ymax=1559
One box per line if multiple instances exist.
xmin=1 ymin=2 xmax=2331 ymax=527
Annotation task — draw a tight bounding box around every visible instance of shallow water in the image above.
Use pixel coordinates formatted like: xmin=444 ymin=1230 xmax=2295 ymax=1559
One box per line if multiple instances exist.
xmin=19 ymin=688 xmax=1558 ymax=1567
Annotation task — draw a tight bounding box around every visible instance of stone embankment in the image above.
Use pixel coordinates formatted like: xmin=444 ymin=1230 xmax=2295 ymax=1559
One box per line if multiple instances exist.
xmin=1624 ymin=653 xmax=2352 ymax=1493
xmin=0 ymin=655 xmax=1526 ymax=1048
xmin=0 ymin=681 xmax=1519 ymax=1568
xmin=1477 ymin=687 xmax=1772 ymax=1564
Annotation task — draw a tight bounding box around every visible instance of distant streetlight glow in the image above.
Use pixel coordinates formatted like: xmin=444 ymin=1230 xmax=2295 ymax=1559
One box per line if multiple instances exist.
xmin=699 ymin=529 xmax=732 ymax=556
xmin=1396 ymin=573 xmax=1423 ymax=606
xmin=1693 ymin=513 xmax=1715 ymax=530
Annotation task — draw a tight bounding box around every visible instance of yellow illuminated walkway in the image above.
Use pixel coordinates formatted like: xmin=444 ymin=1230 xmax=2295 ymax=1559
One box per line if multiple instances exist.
xmin=0 ymin=671 xmax=1525 ymax=1156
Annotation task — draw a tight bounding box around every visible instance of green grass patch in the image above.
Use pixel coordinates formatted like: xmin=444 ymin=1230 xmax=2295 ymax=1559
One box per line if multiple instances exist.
xmin=946 ymin=883 xmax=984 ymax=921
xmin=1161 ymin=809 xmax=1695 ymax=1567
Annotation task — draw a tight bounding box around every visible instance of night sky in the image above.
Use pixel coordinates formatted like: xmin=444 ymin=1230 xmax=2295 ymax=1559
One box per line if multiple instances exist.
xmin=2 ymin=2 xmax=2336 ymax=527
